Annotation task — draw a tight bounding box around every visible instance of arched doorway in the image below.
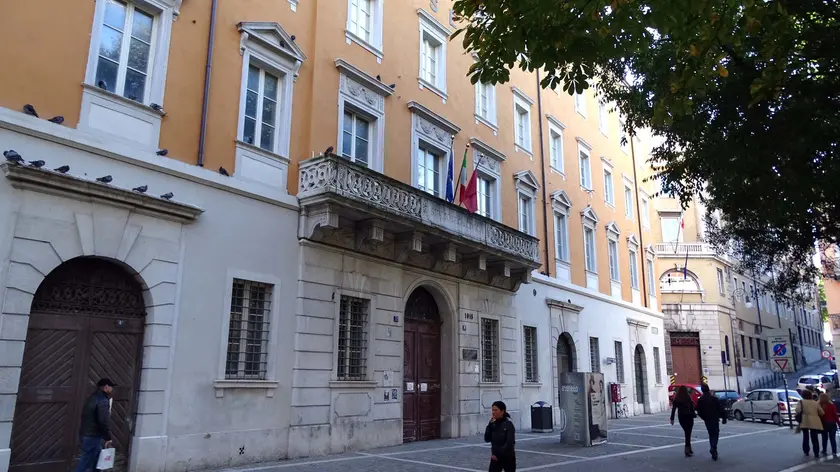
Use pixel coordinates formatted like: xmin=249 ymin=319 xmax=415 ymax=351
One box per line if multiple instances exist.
xmin=402 ymin=287 xmax=442 ymax=443
xmin=10 ymin=258 xmax=146 ymax=472
xmin=557 ymin=332 xmax=577 ymax=374
xmin=634 ymin=345 xmax=648 ymax=413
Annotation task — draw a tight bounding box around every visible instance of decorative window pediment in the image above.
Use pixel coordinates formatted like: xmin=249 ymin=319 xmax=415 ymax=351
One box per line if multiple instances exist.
xmin=605 ymin=221 xmax=621 ymax=237
xmin=627 ymin=233 xmax=640 ymax=249
xmin=576 ymin=136 xmax=593 ymax=150
xmin=551 ymin=190 xmax=572 ymax=210
xmin=238 ymin=22 xmax=307 ymax=76
xmin=581 ymin=205 xmax=599 ymax=225
xmin=470 ymin=138 xmax=504 ymax=177
xmin=645 ymin=244 xmax=655 ymax=257
xmin=513 ymin=170 xmax=540 ymax=193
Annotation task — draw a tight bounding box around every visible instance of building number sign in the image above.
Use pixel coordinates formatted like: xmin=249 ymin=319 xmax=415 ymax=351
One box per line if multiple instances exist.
xmin=464 ymin=312 xmax=475 ymax=320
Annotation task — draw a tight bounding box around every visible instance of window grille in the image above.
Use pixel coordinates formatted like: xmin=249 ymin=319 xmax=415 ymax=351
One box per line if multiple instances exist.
xmin=337 ymin=296 xmax=369 ymax=381
xmin=653 ymin=347 xmax=662 ymax=384
xmin=225 ymin=279 xmax=272 ymax=380
xmin=481 ymin=318 xmax=500 ymax=382
xmin=524 ymin=326 xmax=538 ymax=383
xmin=590 ymin=337 xmax=601 ymax=373
xmin=615 ymin=341 xmax=625 ymax=383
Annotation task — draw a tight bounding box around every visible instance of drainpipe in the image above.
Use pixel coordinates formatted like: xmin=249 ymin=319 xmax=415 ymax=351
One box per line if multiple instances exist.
xmin=535 ymin=71 xmax=551 ymax=278
xmin=197 ymin=0 xmax=219 ymax=167
xmin=628 ymin=130 xmax=648 ymax=307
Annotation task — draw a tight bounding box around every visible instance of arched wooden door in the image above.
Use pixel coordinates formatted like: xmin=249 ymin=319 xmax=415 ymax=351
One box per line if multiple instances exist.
xmin=402 ymin=287 xmax=441 ymax=443
xmin=557 ymin=333 xmax=576 ymax=374
xmin=10 ymin=258 xmax=146 ymax=472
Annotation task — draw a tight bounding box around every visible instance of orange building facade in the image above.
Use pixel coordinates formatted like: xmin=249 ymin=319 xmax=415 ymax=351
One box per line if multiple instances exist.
xmin=0 ymin=0 xmax=668 ymax=470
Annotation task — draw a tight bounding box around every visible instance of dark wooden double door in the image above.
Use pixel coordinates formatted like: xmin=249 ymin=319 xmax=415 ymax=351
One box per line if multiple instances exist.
xmin=10 ymin=258 xmax=145 ymax=472
xmin=402 ymin=288 xmax=442 ymax=443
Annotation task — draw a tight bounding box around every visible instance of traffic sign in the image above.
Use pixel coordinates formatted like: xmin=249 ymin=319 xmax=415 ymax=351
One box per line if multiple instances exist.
xmin=769 ymin=334 xmax=794 ymax=373
xmin=823 ymin=350 xmax=832 ymax=359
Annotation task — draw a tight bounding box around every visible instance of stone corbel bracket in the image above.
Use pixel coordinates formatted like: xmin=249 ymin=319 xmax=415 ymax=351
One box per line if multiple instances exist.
xmin=2 ymin=163 xmax=203 ymax=223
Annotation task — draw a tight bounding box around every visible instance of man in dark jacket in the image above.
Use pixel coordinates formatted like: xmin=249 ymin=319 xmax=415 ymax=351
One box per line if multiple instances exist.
xmin=74 ymin=378 xmax=115 ymax=472
xmin=696 ymin=383 xmax=727 ymax=461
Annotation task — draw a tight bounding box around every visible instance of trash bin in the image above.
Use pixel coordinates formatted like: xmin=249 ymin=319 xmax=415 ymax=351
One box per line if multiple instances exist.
xmin=531 ymin=401 xmax=553 ymax=433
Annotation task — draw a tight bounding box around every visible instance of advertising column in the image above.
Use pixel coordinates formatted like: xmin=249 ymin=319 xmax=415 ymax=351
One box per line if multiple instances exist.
xmin=558 ymin=372 xmax=608 ymax=446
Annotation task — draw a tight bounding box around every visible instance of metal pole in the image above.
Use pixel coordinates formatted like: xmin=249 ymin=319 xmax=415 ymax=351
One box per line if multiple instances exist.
xmin=784 ymin=383 xmax=793 ymax=429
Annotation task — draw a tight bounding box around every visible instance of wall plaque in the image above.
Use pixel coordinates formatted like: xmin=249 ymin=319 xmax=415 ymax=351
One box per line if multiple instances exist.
xmin=462 ymin=348 xmax=479 ymax=361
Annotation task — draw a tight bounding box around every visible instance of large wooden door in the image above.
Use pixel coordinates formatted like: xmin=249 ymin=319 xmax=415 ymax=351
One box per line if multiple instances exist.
xmin=10 ymin=258 xmax=146 ymax=472
xmin=671 ymin=345 xmax=702 ymax=385
xmin=403 ymin=288 xmax=442 ymax=443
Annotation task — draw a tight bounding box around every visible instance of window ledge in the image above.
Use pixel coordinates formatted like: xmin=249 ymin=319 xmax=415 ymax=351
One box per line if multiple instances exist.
xmin=586 ymin=270 xmax=599 ymax=275
xmin=213 ymin=379 xmax=279 ymax=398
xmin=606 ymin=202 xmax=616 ymax=210
xmin=576 ymin=110 xmax=587 ymax=119
xmin=79 ymin=83 xmax=165 ymax=149
xmin=479 ymin=381 xmax=504 ymax=387
xmin=330 ymin=380 xmax=378 ymax=389
xmin=82 ymin=82 xmax=165 ymax=117
xmin=549 ymin=167 xmax=565 ymax=179
xmin=418 ymin=77 xmax=448 ymax=103
xmin=514 ymin=143 xmax=533 ymax=157
xmin=475 ymin=114 xmax=498 ymax=134
xmin=345 ymin=30 xmax=383 ymax=60
xmin=522 ymin=382 xmax=543 ymax=388
xmin=580 ymin=186 xmax=593 ymax=193
xmin=556 ymin=259 xmax=570 ymax=266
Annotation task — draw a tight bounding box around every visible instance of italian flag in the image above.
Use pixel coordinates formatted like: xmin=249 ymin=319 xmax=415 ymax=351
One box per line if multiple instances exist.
xmin=459 ymin=147 xmax=478 ymax=213
xmin=457 ymin=147 xmax=468 ymax=200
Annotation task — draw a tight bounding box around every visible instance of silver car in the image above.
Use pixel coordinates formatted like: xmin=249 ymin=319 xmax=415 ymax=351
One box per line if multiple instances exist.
xmin=732 ymin=389 xmax=802 ymax=425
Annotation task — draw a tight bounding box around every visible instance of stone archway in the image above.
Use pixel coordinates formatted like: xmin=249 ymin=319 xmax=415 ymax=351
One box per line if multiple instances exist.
xmin=557 ymin=332 xmax=578 ymax=374
xmin=633 ymin=344 xmax=650 ymax=414
xmin=10 ymin=257 xmax=146 ymax=472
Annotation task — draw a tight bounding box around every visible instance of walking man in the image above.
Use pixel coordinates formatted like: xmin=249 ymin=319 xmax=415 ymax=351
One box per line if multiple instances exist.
xmin=696 ymin=383 xmax=727 ymax=460
xmin=75 ymin=378 xmax=115 ymax=472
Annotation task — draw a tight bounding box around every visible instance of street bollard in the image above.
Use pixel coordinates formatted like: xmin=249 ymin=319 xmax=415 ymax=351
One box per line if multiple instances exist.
xmin=750 ymin=401 xmax=756 ymax=423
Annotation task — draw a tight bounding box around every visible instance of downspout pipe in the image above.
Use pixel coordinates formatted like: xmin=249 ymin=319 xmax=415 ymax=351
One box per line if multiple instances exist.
xmin=536 ymin=71 xmax=551 ymax=278
xmin=628 ymin=130 xmax=649 ymax=307
xmin=197 ymin=0 xmax=219 ymax=167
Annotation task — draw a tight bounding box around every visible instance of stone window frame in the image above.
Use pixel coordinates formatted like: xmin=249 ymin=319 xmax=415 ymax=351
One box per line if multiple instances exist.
xmin=522 ymin=324 xmax=541 ymax=386
xmin=574 ymin=91 xmax=587 ymax=118
xmin=581 ymin=205 xmax=600 ymax=275
xmin=475 ymin=80 xmax=498 ymax=133
xmin=335 ymin=59 xmax=394 ymax=173
xmin=606 ymin=221 xmax=621 ymax=283
xmin=408 ymin=101 xmax=460 ymax=198
xmin=233 ymin=22 xmax=306 ymax=188
xmin=80 ymin=0 xmax=181 ymax=148
xmin=598 ymin=101 xmax=609 ymax=136
xmin=345 ymin=0 xmax=385 ymax=61
xmin=623 ymin=175 xmax=635 ymax=220
xmin=547 ymin=115 xmax=566 ymax=176
xmin=627 ymin=233 xmax=641 ymax=291
xmin=602 ymin=156 xmax=615 ymax=208
xmin=646 ymin=245 xmax=656 ymax=298
xmin=479 ymin=314 xmax=503 ymax=385
xmin=417 ymin=8 xmax=451 ymax=102
xmin=329 ymin=289 xmax=378 ymax=388
xmin=577 ymin=137 xmax=593 ymax=191
xmin=512 ymin=87 xmax=535 ymax=156
xmin=471 ymin=137 xmax=505 ymax=222
xmin=214 ymin=269 xmax=282 ymax=395
xmin=514 ymin=170 xmax=540 ymax=236
xmin=551 ymin=190 xmax=572 ymax=264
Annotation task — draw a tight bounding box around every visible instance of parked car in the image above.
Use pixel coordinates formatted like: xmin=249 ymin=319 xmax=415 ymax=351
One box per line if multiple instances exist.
xmin=713 ymin=390 xmax=742 ymax=418
xmin=668 ymin=384 xmax=702 ymax=408
xmin=823 ymin=371 xmax=838 ymax=388
xmin=732 ymin=389 xmax=802 ymax=425
xmin=796 ymin=375 xmax=835 ymax=394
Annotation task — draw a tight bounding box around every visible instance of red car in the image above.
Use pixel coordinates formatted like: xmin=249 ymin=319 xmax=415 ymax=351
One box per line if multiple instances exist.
xmin=668 ymin=384 xmax=702 ymax=408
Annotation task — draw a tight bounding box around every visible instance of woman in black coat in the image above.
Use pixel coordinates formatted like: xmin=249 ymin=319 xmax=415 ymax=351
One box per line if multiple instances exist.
xmin=484 ymin=400 xmax=516 ymax=471
xmin=670 ymin=385 xmax=697 ymax=457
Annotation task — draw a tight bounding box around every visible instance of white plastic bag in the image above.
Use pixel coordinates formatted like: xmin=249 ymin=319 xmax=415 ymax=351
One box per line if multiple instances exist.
xmin=97 ymin=448 xmax=115 ymax=470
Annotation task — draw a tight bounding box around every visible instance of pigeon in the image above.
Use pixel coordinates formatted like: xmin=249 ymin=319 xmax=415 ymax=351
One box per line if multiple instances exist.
xmin=3 ymin=150 xmax=24 ymax=165
xmin=53 ymin=165 xmax=70 ymax=174
xmin=389 ymin=83 xmax=396 ymax=89
xmin=325 ymin=146 xmax=334 ymax=155
xmin=23 ymin=104 xmax=38 ymax=118
xmin=48 ymin=116 xmax=64 ymax=125
xmin=156 ymin=149 xmax=168 ymax=156
xmin=97 ymin=80 xmax=108 ymax=90
xmin=376 ymin=75 xmax=381 ymax=81
xmin=132 ymin=185 xmax=148 ymax=193
xmin=28 ymin=160 xmax=45 ymax=168
xmin=96 ymin=175 xmax=113 ymax=183
xmin=160 ymin=192 xmax=174 ymax=200
xmin=218 ymin=166 xmax=230 ymax=176
xmin=150 ymin=103 xmax=163 ymax=112
xmin=290 ymin=35 xmax=296 ymax=41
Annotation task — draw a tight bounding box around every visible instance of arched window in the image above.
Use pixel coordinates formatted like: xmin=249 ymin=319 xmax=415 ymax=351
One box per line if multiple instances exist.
xmin=659 ymin=269 xmax=702 ymax=293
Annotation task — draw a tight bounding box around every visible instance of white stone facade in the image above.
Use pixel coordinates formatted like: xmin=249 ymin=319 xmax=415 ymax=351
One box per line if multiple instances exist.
xmin=0 ymin=108 xmax=300 ymax=472
xmin=514 ymin=274 xmax=669 ymax=428
xmin=288 ymin=241 xmax=522 ymax=457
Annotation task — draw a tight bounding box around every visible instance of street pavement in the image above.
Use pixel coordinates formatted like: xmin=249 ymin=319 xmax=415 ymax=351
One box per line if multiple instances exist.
xmin=208 ymin=361 xmax=834 ymax=472
xmin=213 ymin=412 xmax=839 ymax=472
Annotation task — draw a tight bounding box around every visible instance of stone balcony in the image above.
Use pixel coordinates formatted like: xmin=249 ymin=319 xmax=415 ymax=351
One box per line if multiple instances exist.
xmin=297 ymin=154 xmax=540 ymax=291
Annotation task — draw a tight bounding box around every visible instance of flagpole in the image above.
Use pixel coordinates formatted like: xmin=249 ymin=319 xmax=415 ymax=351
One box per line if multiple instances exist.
xmin=454 ymin=143 xmax=468 ymax=204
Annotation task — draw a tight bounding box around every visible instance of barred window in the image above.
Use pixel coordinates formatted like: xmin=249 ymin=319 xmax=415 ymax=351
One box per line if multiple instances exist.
xmin=653 ymin=346 xmax=662 ymax=384
xmin=337 ymin=296 xmax=369 ymax=381
xmin=481 ymin=318 xmax=500 ymax=382
xmin=225 ymin=279 xmax=272 ymax=380
xmin=614 ymin=341 xmax=625 ymax=383
xmin=590 ymin=337 xmax=601 ymax=373
xmin=523 ymin=326 xmax=538 ymax=383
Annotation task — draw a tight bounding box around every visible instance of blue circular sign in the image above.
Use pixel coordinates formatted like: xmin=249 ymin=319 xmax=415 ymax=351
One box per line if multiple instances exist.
xmin=773 ymin=343 xmax=787 ymax=357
